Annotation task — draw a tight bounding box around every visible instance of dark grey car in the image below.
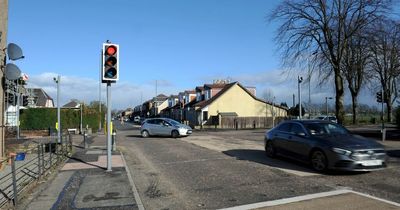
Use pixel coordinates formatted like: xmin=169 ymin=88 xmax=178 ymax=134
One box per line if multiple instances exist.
xmin=140 ymin=118 xmax=192 ymax=138
xmin=264 ymin=120 xmax=387 ymax=172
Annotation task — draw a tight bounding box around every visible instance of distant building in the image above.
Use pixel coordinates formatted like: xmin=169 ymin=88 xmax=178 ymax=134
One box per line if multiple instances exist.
xmin=26 ymin=88 xmax=54 ymax=108
xmin=62 ymin=100 xmax=81 ymax=109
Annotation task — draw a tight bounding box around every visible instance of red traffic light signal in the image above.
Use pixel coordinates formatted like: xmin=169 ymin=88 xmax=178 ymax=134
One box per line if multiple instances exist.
xmin=102 ymin=43 xmax=119 ymax=82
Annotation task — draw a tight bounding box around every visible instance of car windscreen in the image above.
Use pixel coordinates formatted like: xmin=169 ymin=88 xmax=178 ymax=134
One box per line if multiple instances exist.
xmin=304 ymin=123 xmax=349 ymax=136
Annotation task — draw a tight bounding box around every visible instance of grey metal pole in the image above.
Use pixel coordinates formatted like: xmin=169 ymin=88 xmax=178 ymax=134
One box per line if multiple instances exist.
xmin=298 ymin=76 xmax=302 ymax=119
xmin=11 ymin=157 xmax=17 ymax=207
xmin=99 ymin=50 xmax=102 ymax=132
xmin=381 ymin=89 xmax=385 ymax=141
xmin=326 ymin=97 xmax=328 ymax=116
xmin=37 ymin=144 xmax=41 ymax=178
xmin=56 ymin=75 xmax=61 ymax=143
xmin=80 ymin=103 xmax=83 ymax=134
xmin=16 ymin=82 xmax=20 ymax=140
xmin=106 ymin=82 xmax=112 ymax=171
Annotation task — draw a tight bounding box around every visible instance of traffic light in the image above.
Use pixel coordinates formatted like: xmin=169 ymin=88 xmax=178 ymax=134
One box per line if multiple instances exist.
xmin=22 ymin=96 xmax=28 ymax=106
xmin=102 ymin=43 xmax=119 ymax=82
xmin=376 ymin=91 xmax=383 ymax=103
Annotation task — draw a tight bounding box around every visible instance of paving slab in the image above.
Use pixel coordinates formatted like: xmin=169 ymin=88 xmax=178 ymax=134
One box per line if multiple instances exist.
xmin=74 ymin=170 xmax=136 ymax=209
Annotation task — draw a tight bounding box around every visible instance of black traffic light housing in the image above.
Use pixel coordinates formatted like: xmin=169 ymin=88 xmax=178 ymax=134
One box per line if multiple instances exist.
xmin=22 ymin=95 xmax=28 ymax=106
xmin=376 ymin=91 xmax=383 ymax=103
xmin=102 ymin=43 xmax=119 ymax=83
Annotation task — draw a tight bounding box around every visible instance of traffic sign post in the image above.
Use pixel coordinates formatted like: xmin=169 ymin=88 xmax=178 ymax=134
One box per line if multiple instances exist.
xmin=377 ymin=90 xmax=385 ymax=141
xmin=101 ymin=42 xmax=119 ymax=171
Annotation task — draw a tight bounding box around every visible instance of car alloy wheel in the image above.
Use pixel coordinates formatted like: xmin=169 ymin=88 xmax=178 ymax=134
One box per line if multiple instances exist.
xmin=171 ymin=130 xmax=179 ymax=138
xmin=141 ymin=130 xmax=149 ymax=138
xmin=265 ymin=141 xmax=276 ymax=158
xmin=311 ymin=150 xmax=328 ymax=172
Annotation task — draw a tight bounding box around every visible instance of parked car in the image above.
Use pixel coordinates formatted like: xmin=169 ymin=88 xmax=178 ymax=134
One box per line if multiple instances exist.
xmin=315 ymin=116 xmax=338 ymax=123
xmin=133 ymin=116 xmax=141 ymax=124
xmin=140 ymin=118 xmax=192 ymax=138
xmin=264 ymin=120 xmax=387 ymax=172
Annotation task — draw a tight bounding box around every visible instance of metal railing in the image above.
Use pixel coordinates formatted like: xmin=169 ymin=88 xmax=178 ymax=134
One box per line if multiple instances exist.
xmin=0 ymin=134 xmax=73 ymax=209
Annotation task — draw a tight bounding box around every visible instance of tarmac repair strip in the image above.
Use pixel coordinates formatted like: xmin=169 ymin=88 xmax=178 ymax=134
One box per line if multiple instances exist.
xmin=220 ymin=189 xmax=400 ymax=210
xmin=61 ymin=155 xmax=124 ymax=170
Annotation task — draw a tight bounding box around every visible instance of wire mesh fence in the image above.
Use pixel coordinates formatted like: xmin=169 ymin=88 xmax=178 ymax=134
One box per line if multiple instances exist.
xmin=0 ymin=134 xmax=73 ymax=209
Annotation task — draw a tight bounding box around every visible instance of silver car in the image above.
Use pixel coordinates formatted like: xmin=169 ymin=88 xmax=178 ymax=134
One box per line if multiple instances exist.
xmin=140 ymin=118 xmax=192 ymax=138
xmin=265 ymin=120 xmax=387 ymax=172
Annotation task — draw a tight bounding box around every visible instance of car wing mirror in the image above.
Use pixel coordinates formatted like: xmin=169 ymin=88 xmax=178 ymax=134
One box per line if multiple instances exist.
xmin=296 ymin=132 xmax=306 ymax=137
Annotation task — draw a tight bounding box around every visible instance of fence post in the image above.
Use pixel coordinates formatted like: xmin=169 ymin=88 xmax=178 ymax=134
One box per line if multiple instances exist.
xmin=69 ymin=134 xmax=73 ymax=153
xmin=11 ymin=156 xmax=18 ymax=207
xmin=41 ymin=144 xmax=45 ymax=172
xmin=49 ymin=141 xmax=52 ymax=167
xmin=37 ymin=145 xmax=41 ymax=179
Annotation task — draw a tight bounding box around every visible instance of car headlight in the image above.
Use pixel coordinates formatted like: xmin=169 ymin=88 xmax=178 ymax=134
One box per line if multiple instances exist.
xmin=332 ymin=148 xmax=351 ymax=156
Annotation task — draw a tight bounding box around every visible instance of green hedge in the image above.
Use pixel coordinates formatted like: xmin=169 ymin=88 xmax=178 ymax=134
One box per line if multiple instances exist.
xmin=20 ymin=108 xmax=102 ymax=131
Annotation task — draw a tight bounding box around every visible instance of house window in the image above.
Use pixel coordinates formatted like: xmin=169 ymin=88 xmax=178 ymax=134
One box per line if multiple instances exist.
xmin=202 ymin=111 xmax=208 ymax=121
xmin=205 ymin=90 xmax=210 ymax=100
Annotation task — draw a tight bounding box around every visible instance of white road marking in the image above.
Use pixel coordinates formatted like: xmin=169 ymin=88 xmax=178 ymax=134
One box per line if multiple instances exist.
xmin=120 ymin=151 xmax=145 ymax=210
xmin=218 ymin=189 xmax=400 ymax=210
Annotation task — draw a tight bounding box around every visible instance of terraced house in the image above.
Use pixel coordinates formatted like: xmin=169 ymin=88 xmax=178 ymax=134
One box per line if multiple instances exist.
xmin=159 ymin=81 xmax=288 ymax=129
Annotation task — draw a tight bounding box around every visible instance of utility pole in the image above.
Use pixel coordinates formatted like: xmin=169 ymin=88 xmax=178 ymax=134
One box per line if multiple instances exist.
xmin=0 ymin=0 xmax=7 ymax=158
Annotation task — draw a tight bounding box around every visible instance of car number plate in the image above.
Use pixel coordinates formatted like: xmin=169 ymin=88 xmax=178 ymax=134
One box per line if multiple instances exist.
xmin=187 ymin=130 xmax=192 ymax=134
xmin=361 ymin=160 xmax=382 ymax=166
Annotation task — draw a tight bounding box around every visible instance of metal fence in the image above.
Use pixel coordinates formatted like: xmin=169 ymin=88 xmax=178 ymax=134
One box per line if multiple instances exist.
xmin=0 ymin=135 xmax=73 ymax=209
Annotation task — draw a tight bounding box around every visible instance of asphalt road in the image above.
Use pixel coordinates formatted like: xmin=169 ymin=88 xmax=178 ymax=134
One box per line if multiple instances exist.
xmin=114 ymin=121 xmax=400 ymax=210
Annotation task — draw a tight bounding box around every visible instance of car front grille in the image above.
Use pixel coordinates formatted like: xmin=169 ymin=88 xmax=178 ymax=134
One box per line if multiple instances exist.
xmin=350 ymin=149 xmax=386 ymax=161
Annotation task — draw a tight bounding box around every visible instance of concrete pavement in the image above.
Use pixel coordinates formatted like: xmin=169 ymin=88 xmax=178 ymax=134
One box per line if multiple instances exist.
xmin=23 ymin=134 xmax=140 ymax=210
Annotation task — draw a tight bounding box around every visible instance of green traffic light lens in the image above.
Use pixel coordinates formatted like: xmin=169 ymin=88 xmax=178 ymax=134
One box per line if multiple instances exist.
xmin=105 ymin=68 xmax=117 ymax=78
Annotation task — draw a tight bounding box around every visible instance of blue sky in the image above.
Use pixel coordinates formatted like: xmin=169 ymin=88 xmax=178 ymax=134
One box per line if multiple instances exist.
xmin=7 ymin=0 xmax=376 ymax=109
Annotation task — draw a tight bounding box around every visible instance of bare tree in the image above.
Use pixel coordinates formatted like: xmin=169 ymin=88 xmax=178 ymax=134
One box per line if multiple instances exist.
xmin=342 ymin=30 xmax=370 ymax=124
xmin=368 ymin=19 xmax=400 ymax=122
xmin=270 ymin=0 xmax=392 ymax=124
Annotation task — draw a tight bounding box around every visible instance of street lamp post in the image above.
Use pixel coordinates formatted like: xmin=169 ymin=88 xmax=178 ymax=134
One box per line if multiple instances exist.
xmin=325 ymin=97 xmax=333 ymax=116
xmin=298 ymin=76 xmax=303 ymax=119
xmin=54 ymin=76 xmax=61 ymax=143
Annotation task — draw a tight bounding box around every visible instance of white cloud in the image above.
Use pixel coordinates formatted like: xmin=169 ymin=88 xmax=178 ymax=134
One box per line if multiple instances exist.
xmin=26 ymin=72 xmax=166 ymax=110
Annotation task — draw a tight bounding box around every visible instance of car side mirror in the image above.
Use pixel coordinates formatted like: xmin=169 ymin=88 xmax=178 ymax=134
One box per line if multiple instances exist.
xmin=296 ymin=132 xmax=306 ymax=137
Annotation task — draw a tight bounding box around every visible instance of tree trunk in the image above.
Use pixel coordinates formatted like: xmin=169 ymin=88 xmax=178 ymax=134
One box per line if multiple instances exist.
xmin=334 ymin=71 xmax=345 ymax=125
xmin=386 ymin=102 xmax=392 ymax=122
xmin=351 ymin=93 xmax=358 ymax=125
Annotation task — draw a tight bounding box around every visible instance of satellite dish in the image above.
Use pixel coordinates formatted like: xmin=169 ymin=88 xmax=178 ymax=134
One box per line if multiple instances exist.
xmin=5 ymin=63 xmax=21 ymax=80
xmin=7 ymin=43 xmax=24 ymax=61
